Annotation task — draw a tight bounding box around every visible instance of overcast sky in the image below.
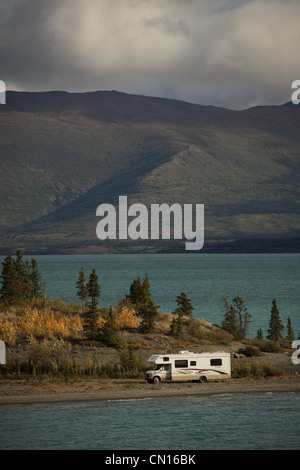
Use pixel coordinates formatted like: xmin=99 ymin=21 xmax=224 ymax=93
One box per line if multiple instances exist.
xmin=0 ymin=0 xmax=299 ymax=109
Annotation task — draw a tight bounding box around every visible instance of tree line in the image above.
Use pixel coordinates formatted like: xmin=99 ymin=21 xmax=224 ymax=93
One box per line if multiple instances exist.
xmin=0 ymin=250 xmax=45 ymax=306
xmin=76 ymin=266 xmax=197 ymax=344
xmin=0 ymin=252 xmax=296 ymax=347
xmin=221 ymin=295 xmax=295 ymax=346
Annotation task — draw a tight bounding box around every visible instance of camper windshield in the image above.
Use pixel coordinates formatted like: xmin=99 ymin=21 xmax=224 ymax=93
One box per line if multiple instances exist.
xmin=154 ymin=364 xmax=164 ymax=370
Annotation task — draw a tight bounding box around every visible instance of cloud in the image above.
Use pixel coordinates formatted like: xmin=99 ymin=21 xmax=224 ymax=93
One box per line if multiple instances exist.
xmin=0 ymin=0 xmax=299 ymax=109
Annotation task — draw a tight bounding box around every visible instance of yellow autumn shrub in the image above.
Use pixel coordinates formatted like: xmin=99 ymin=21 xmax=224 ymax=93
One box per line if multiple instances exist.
xmin=117 ymin=306 xmax=141 ymax=329
xmin=0 ymin=306 xmax=84 ymax=343
xmin=97 ymin=315 xmax=106 ymax=329
xmin=0 ymin=319 xmax=19 ymax=346
xmin=18 ymin=307 xmax=46 ymax=338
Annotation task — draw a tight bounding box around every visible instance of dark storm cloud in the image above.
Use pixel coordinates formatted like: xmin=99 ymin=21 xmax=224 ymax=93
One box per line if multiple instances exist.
xmin=1 ymin=0 xmax=299 ymax=109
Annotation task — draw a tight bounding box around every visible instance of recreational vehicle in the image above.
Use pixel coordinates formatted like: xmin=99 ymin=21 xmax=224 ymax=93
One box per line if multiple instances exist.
xmin=145 ymin=350 xmax=231 ymax=383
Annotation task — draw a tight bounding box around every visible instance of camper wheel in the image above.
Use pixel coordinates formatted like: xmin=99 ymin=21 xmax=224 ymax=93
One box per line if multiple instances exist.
xmin=153 ymin=376 xmax=161 ymax=384
xmin=199 ymin=376 xmax=207 ymax=383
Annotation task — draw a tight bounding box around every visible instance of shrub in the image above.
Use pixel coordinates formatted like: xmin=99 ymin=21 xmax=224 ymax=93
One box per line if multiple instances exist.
xmin=117 ymin=306 xmax=141 ymax=329
xmin=237 ymin=345 xmax=261 ymax=357
xmin=119 ymin=344 xmax=147 ymax=376
xmin=185 ymin=318 xmax=232 ymax=344
xmin=0 ymin=319 xmax=19 ymax=345
xmin=28 ymin=338 xmax=73 ymax=375
xmin=232 ymin=361 xmax=284 ymax=379
xmin=261 ymin=341 xmax=282 ymax=353
xmin=0 ymin=306 xmax=84 ymax=344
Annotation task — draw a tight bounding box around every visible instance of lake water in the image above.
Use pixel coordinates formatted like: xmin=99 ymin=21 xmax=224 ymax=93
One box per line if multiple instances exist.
xmin=0 ymin=393 xmax=299 ymax=450
xmin=0 ymin=253 xmax=299 ymax=450
xmin=2 ymin=252 xmax=298 ymax=338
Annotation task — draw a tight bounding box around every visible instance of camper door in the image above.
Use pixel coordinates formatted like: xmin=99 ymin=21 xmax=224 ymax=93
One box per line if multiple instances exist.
xmin=154 ymin=363 xmax=171 ymax=380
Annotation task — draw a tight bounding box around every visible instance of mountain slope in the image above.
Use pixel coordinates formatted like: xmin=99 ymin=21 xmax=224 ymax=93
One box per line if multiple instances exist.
xmin=0 ymin=91 xmax=300 ymax=253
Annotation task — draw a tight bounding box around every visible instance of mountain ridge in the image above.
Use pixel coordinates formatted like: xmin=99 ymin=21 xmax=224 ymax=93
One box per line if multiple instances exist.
xmin=1 ymin=90 xmax=299 ymax=254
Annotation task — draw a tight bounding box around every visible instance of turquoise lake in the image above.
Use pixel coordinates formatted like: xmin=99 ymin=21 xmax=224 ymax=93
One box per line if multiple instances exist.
xmin=0 ymin=253 xmax=299 ymax=450
xmin=3 ymin=252 xmax=298 ymax=338
xmin=1 ymin=393 xmax=299 ymax=450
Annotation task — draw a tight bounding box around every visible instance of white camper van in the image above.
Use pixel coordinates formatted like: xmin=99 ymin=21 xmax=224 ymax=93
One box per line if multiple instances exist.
xmin=145 ymin=350 xmax=231 ymax=383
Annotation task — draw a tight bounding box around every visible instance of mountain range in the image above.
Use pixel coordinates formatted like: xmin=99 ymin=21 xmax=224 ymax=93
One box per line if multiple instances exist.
xmin=0 ymin=90 xmax=299 ymax=254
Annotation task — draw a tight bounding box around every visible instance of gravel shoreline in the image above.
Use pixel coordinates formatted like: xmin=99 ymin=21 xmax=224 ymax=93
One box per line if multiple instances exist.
xmin=1 ymin=376 xmax=300 ymax=405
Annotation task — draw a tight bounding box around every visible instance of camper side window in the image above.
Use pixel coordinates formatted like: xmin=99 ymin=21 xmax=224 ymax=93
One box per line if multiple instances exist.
xmin=175 ymin=360 xmax=188 ymax=368
xmin=210 ymin=359 xmax=222 ymax=366
xmin=163 ymin=357 xmax=169 ymax=362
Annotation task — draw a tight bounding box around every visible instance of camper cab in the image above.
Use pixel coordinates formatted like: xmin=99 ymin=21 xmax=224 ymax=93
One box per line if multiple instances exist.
xmin=145 ymin=350 xmax=231 ymax=384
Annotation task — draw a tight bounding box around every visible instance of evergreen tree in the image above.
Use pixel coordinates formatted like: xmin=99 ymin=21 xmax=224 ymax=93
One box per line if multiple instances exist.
xmin=221 ymin=295 xmax=251 ymax=339
xmin=174 ymin=292 xmax=194 ymax=317
xmin=0 ymin=251 xmax=44 ymax=305
xmin=82 ymin=268 xmax=101 ymax=341
xmin=141 ymin=271 xmax=151 ymax=303
xmin=119 ymin=343 xmax=144 ymax=375
xmin=126 ymin=276 xmax=144 ymax=306
xmin=127 ymin=272 xmax=159 ymax=333
xmin=169 ymin=292 xmax=193 ymax=337
xmin=15 ymin=249 xmax=31 ymax=303
xmin=221 ymin=296 xmax=239 ymax=338
xmin=87 ymin=268 xmax=101 ymax=302
xmin=0 ymin=255 xmax=19 ymax=305
xmin=139 ymin=298 xmax=159 ymax=333
xmin=30 ymin=258 xmax=45 ymax=300
xmin=256 ymin=328 xmax=263 ymax=340
xmin=286 ymin=316 xmax=295 ymax=347
xmin=99 ymin=307 xmax=122 ymax=347
xmin=83 ymin=297 xmax=99 ymax=341
xmin=170 ymin=313 xmax=184 ymax=337
xmin=267 ymin=299 xmax=284 ymax=343
xmin=76 ymin=268 xmax=88 ymax=309
xmin=232 ymin=296 xmax=251 ymax=339
xmin=126 ymin=272 xmax=153 ymax=307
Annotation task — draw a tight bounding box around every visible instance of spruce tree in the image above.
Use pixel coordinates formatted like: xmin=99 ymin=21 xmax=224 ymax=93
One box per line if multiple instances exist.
xmin=82 ymin=268 xmax=101 ymax=341
xmin=127 ymin=272 xmax=159 ymax=333
xmin=175 ymin=292 xmax=194 ymax=317
xmin=267 ymin=299 xmax=284 ymax=343
xmin=142 ymin=271 xmax=151 ymax=303
xmin=76 ymin=268 xmax=88 ymax=309
xmin=139 ymin=298 xmax=159 ymax=333
xmin=30 ymin=259 xmax=45 ymax=300
xmin=170 ymin=292 xmax=193 ymax=337
xmin=221 ymin=296 xmax=239 ymax=338
xmin=0 ymin=255 xmax=19 ymax=305
xmin=232 ymin=296 xmax=251 ymax=339
xmin=170 ymin=312 xmax=184 ymax=337
xmin=286 ymin=316 xmax=295 ymax=347
xmin=87 ymin=268 xmax=101 ymax=302
xmin=256 ymin=328 xmax=263 ymax=340
xmin=15 ymin=249 xmax=31 ymax=304
xmin=0 ymin=251 xmax=44 ymax=305
xmin=126 ymin=272 xmax=153 ymax=308
xmin=127 ymin=276 xmax=144 ymax=306
xmin=99 ymin=307 xmax=122 ymax=347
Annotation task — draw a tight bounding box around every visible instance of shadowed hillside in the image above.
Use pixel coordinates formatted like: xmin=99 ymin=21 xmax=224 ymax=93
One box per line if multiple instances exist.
xmin=0 ymin=90 xmax=300 ymax=253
